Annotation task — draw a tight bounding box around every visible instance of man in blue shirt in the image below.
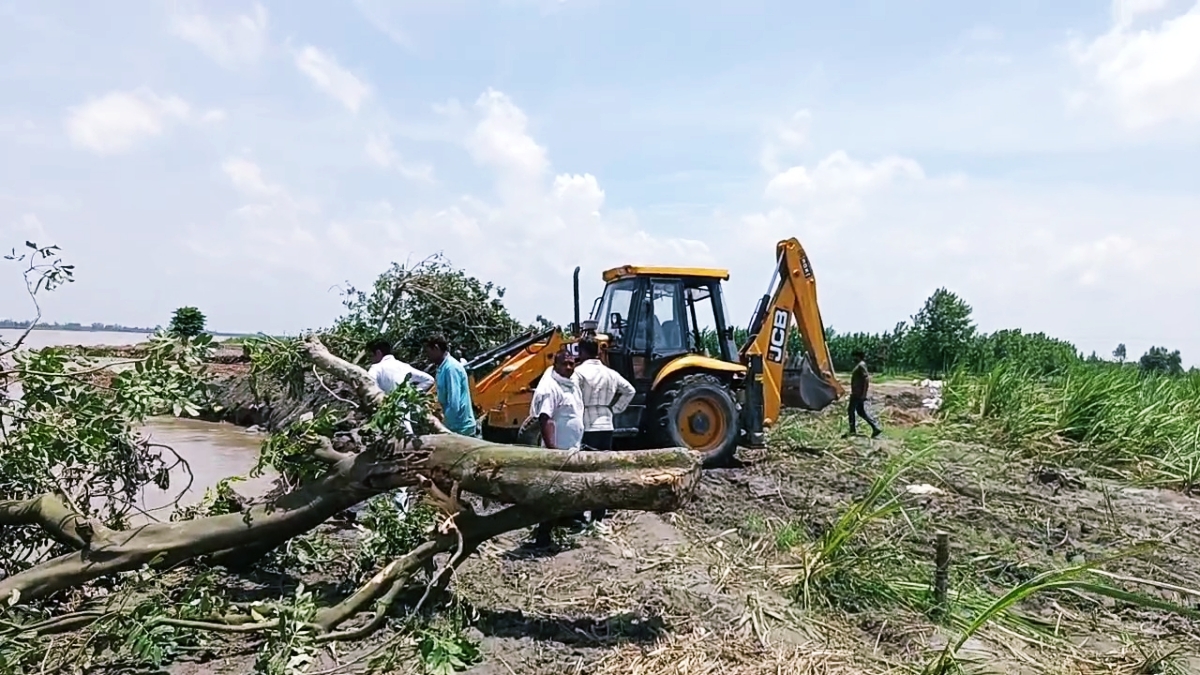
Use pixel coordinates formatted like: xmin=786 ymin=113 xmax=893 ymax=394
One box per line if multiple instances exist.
xmin=424 ymin=334 xmax=478 ymax=437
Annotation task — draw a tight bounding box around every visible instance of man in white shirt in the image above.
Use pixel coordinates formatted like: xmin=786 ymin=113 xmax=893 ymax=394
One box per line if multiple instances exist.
xmin=528 ymin=349 xmax=585 ymax=548
xmin=367 ymin=339 xmax=435 ymax=396
xmin=531 ymin=349 xmax=585 ymax=451
xmin=365 ymin=338 xmax=435 ymax=513
xmin=573 ymin=338 xmax=635 ymax=528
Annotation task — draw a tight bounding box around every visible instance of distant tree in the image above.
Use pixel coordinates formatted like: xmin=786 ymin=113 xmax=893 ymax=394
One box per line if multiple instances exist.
xmin=168 ymin=306 xmax=207 ymax=338
xmin=1112 ymin=343 xmax=1127 ymax=363
xmin=1138 ymin=346 xmax=1183 ymax=376
xmin=910 ymin=288 xmax=976 ymax=376
xmin=331 ymin=255 xmax=526 ymax=370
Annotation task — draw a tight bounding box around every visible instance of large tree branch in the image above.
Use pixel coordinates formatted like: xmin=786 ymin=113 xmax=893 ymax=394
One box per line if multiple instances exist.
xmin=0 ymin=495 xmax=113 ymax=550
xmin=301 ymin=333 xmax=450 ymax=433
xmin=0 ymin=436 xmax=700 ymax=601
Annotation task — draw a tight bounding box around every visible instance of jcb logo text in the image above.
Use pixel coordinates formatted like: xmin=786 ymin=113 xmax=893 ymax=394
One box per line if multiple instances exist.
xmin=767 ymin=309 xmax=789 ymax=363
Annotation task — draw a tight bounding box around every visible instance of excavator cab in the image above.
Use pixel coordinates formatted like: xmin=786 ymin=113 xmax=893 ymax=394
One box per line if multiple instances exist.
xmin=582 ymin=267 xmax=750 ymax=460
xmin=467 ymin=237 xmax=843 ymax=467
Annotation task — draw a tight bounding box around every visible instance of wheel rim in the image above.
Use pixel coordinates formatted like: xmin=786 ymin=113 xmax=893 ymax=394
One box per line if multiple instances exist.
xmin=677 ymin=395 xmax=728 ymax=452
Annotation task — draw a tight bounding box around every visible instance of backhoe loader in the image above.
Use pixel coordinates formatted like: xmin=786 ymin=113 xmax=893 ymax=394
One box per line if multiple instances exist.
xmin=461 ymin=238 xmax=844 ymax=467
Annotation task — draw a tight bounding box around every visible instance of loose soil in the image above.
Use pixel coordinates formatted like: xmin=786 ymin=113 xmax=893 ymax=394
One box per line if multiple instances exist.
xmin=166 ymin=380 xmax=1200 ymax=675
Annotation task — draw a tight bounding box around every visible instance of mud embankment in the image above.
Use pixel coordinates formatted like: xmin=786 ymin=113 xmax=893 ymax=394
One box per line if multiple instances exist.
xmin=200 ymin=372 xmax=354 ymax=431
xmin=54 ymin=341 xmax=343 ymax=431
xmin=65 ymin=342 xmax=250 ymax=364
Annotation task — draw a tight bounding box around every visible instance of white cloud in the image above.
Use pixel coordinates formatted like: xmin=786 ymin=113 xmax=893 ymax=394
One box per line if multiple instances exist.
xmin=188 ymin=158 xmax=336 ymax=281
xmin=764 ymin=151 xmax=926 ymax=204
xmin=465 ymin=89 xmax=549 ymax=192
xmin=725 ymin=110 xmax=1200 ymax=364
xmin=755 ymin=147 xmax=931 ymax=241
xmin=191 ymin=90 xmax=711 ymax=322
xmin=170 ymin=2 xmax=269 ymax=69
xmin=1061 ymin=233 xmax=1153 ymax=286
xmin=364 ymin=134 xmax=395 ymax=168
xmin=293 ymin=46 xmax=372 ymax=113
xmin=64 ymin=89 xmax=192 ymax=154
xmin=364 ymin=133 xmax=435 ymax=182
xmin=4 ymin=213 xmax=50 ymax=245
xmin=222 ymin=158 xmax=282 ymax=197
xmin=1113 ymin=0 xmax=1172 ymax=28
xmin=352 ymin=0 xmax=415 ymax=52
xmin=758 ymin=110 xmax=812 ymax=175
xmin=1069 ymin=0 xmax=1200 ymax=128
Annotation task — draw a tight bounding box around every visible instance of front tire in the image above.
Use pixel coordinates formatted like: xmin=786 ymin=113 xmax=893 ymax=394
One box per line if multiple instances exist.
xmin=653 ymin=373 xmax=740 ymax=468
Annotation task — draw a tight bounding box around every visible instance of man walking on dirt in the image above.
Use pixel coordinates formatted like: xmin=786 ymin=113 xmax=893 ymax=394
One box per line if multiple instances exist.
xmin=573 ymin=338 xmax=635 ymax=529
xmin=424 ymin=334 xmax=479 ymax=437
xmin=528 ymin=348 xmax=586 ymax=548
xmin=846 ymin=349 xmax=883 ymax=439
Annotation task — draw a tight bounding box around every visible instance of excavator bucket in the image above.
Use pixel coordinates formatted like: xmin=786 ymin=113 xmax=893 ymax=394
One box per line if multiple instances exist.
xmin=781 ymin=354 xmax=839 ymax=411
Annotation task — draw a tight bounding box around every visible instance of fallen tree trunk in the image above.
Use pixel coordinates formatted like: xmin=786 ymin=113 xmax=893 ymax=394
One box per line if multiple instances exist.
xmin=1 ymin=334 xmax=703 ymax=624
xmin=0 ymin=439 xmax=699 ymax=602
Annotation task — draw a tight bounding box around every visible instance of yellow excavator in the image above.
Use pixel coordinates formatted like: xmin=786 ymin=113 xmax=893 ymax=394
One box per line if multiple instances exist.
xmin=461 ymin=238 xmax=844 ymax=467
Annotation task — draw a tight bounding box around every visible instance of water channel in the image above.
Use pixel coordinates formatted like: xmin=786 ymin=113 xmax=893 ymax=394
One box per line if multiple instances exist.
xmin=2 ymin=329 xmax=276 ymax=511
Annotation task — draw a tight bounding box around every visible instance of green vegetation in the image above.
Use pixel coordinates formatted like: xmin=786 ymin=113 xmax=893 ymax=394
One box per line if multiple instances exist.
xmin=0 ymin=245 xmax=492 ymax=674
xmin=168 ymin=305 xmax=208 ymax=338
xmin=695 ymin=286 xmax=1136 ymax=378
xmin=1139 ymin=345 xmax=1184 ymax=376
xmin=328 ymin=254 xmax=530 ymax=368
xmin=941 ymin=361 xmax=1200 ymax=491
xmin=755 ymin=404 xmax=1200 ymax=675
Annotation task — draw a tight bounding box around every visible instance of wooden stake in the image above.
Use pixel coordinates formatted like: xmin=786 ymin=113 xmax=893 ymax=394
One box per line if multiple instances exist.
xmin=933 ymin=531 xmax=950 ymax=619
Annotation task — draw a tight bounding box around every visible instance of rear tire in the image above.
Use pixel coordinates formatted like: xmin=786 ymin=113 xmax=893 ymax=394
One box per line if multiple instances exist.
xmin=653 ymin=373 xmax=740 ymax=468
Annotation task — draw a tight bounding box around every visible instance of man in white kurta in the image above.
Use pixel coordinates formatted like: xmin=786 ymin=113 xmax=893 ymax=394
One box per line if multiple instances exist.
xmin=572 ymin=338 xmax=635 ymax=529
xmin=528 ymin=349 xmax=585 ymax=547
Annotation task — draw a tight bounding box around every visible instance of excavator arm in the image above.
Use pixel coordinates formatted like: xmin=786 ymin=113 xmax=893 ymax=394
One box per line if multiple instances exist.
xmin=740 ymin=238 xmax=843 ymax=427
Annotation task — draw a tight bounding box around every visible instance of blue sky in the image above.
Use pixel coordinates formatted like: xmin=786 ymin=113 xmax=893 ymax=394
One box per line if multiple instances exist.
xmin=2 ymin=0 xmax=1198 ymax=363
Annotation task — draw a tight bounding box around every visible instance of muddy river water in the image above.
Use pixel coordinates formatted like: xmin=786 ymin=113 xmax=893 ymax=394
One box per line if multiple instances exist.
xmin=3 ymin=329 xmax=275 ymax=512
xmin=136 ymin=417 xmax=278 ymax=514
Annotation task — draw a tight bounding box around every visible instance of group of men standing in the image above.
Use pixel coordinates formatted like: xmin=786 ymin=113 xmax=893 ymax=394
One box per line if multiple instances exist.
xmin=365 ymin=334 xmax=478 ymax=437
xmin=527 ymin=339 xmax=636 ymax=546
xmin=362 ymin=333 xmax=636 ymax=548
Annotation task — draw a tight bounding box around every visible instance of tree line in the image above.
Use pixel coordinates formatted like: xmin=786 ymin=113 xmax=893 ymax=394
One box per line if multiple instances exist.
xmin=700 ymin=287 xmax=1187 ymax=379
xmin=167 ymin=260 xmax=1189 ymax=382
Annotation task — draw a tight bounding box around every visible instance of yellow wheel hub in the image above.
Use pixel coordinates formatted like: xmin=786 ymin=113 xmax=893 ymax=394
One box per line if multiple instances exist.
xmin=677 ymin=396 xmax=728 ymax=452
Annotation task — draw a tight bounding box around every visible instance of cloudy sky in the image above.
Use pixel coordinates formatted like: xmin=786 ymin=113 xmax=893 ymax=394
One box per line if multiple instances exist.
xmin=1 ymin=0 xmax=1197 ymax=363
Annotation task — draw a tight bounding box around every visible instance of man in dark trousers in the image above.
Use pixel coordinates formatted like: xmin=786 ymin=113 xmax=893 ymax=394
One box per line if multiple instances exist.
xmin=573 ymin=338 xmax=635 ymax=532
xmin=846 ymin=349 xmax=883 ymax=438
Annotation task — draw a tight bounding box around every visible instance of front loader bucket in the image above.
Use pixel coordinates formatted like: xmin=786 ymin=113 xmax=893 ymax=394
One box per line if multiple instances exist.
xmin=782 ymin=355 xmax=839 ymax=411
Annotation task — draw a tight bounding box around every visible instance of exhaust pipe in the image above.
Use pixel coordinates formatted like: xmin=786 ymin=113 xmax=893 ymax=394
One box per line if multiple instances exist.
xmin=572 ymin=266 xmax=581 ymax=335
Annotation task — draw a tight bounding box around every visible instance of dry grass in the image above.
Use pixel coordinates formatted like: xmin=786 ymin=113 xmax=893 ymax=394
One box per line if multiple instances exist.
xmin=587 ymin=626 xmax=857 ymax=675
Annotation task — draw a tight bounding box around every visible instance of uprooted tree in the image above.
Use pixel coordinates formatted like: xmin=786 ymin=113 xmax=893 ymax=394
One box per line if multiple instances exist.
xmin=0 ymin=245 xmax=703 ymax=673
